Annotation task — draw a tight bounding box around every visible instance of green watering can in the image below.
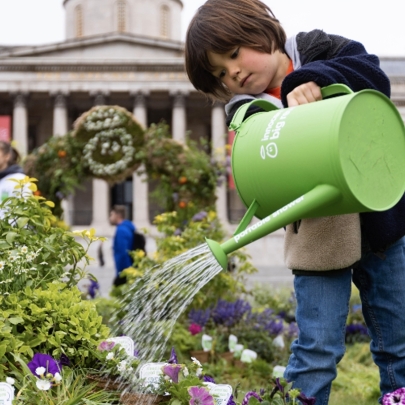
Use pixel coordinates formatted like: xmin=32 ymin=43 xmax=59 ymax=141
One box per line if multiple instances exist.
xmin=207 ymin=84 xmax=405 ymax=269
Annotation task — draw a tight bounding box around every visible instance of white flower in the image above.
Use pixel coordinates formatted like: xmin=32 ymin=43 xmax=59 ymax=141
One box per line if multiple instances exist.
xmin=191 ymin=357 xmax=202 ymax=368
xmin=106 ymin=352 xmax=114 ymax=360
xmin=53 ymin=372 xmax=62 ymax=383
xmin=35 ymin=367 xmax=46 ymax=376
xmin=182 ymin=367 xmax=189 ymax=377
xmin=196 ymin=367 xmax=203 ymax=376
xmin=20 ymin=246 xmax=28 ymax=253
xmin=36 ymin=379 xmax=51 ymax=391
xmin=0 ymin=261 xmax=5 ymax=271
xmin=6 ymin=377 xmax=15 ymax=385
xmin=117 ymin=360 xmax=128 ymax=373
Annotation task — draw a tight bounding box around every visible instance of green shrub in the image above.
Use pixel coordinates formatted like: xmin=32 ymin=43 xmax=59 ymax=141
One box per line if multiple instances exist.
xmin=0 ymin=282 xmax=110 ymax=380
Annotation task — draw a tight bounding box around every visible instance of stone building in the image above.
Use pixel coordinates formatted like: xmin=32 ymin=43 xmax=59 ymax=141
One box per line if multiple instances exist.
xmin=0 ymin=0 xmax=405 ymax=240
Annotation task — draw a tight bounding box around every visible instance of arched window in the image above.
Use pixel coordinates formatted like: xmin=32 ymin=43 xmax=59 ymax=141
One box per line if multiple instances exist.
xmin=75 ymin=5 xmax=83 ymax=38
xmin=117 ymin=0 xmax=126 ymax=32
xmin=160 ymin=5 xmax=170 ymax=38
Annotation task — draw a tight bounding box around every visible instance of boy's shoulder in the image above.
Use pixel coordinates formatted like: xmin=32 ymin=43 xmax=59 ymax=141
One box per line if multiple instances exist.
xmin=293 ymin=29 xmax=351 ymax=64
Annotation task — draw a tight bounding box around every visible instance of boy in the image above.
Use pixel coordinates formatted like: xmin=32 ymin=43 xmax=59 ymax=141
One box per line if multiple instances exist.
xmin=185 ymin=0 xmax=405 ymax=403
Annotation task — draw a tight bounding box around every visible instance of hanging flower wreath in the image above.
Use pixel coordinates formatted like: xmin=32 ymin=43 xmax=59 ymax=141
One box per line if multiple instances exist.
xmin=73 ymin=105 xmax=145 ymax=184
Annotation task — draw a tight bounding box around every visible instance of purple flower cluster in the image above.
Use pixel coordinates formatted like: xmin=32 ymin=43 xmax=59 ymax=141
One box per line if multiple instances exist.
xmin=212 ymin=299 xmax=251 ymax=327
xmin=188 ymin=308 xmax=211 ymax=328
xmin=346 ymin=323 xmax=368 ymax=335
xmin=246 ymin=308 xmax=284 ymax=337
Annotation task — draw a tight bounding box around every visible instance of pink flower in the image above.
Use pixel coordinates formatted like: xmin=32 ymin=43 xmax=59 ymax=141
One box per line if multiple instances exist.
xmin=98 ymin=341 xmax=116 ymax=351
xmin=383 ymin=387 xmax=405 ymax=404
xmin=189 ymin=323 xmax=202 ymax=336
xmin=188 ymin=386 xmax=214 ymax=405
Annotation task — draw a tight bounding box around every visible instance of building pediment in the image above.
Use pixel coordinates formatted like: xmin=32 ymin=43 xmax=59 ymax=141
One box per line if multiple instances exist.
xmin=0 ymin=33 xmax=184 ymax=60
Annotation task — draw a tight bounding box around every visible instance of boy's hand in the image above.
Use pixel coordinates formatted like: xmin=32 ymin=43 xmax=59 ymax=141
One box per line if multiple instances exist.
xmin=286 ymin=81 xmax=322 ymax=107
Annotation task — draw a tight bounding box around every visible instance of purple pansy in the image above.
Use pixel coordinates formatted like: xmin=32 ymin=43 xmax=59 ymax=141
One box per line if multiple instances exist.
xmin=59 ymin=354 xmax=71 ymax=367
xmin=27 ymin=353 xmax=61 ymax=377
xmin=227 ymin=395 xmax=236 ymax=405
xmin=383 ymin=387 xmax=405 ymax=405
xmin=202 ymin=375 xmax=216 ymax=383
xmin=168 ymin=347 xmax=178 ymax=364
xmin=297 ymin=392 xmax=317 ymax=405
xmin=162 ymin=364 xmax=183 ymax=383
xmin=188 ymin=386 xmax=215 ymax=405
xmin=241 ymin=391 xmax=262 ymax=405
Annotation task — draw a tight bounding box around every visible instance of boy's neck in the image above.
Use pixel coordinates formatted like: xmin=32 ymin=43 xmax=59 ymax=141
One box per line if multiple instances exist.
xmin=267 ymin=53 xmax=292 ymax=92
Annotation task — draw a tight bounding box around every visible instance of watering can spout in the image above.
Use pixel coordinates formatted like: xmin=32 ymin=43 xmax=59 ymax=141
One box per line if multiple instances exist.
xmin=206 ymin=184 xmax=343 ymax=270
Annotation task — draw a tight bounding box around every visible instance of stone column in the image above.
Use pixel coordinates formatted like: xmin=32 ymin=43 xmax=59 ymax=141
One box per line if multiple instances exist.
xmin=12 ymin=93 xmax=28 ymax=157
xmin=171 ymin=92 xmax=187 ymax=143
xmin=53 ymin=93 xmax=68 ymax=136
xmin=132 ymin=93 xmax=150 ymax=228
xmin=211 ymin=103 xmax=229 ymax=225
xmin=90 ymin=92 xmax=111 ymax=233
xmin=53 ymin=93 xmax=72 ymax=225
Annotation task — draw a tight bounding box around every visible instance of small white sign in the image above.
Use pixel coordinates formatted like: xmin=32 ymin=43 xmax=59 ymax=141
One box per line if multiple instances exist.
xmin=0 ymin=383 xmax=14 ymax=405
xmin=107 ymin=336 xmax=135 ymax=357
xmin=139 ymin=362 xmax=165 ymax=389
xmin=240 ymin=349 xmax=257 ymax=363
xmin=202 ymin=334 xmax=213 ymax=352
xmin=234 ymin=344 xmax=244 ymax=358
xmin=228 ymin=335 xmax=237 ymax=352
xmin=204 ymin=382 xmax=233 ymax=405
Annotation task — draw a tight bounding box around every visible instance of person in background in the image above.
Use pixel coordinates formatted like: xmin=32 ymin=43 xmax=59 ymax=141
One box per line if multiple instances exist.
xmin=109 ymin=204 xmax=135 ymax=287
xmin=0 ymin=141 xmax=25 ymax=202
xmin=185 ymin=0 xmax=405 ymax=403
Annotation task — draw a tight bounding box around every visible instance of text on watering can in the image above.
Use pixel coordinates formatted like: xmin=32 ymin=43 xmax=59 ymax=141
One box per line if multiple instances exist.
xmin=233 ymin=195 xmax=304 ymax=243
xmin=260 ymin=108 xmax=294 ymax=159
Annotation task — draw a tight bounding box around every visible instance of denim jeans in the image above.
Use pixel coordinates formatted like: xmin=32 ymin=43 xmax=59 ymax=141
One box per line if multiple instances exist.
xmin=284 ymin=236 xmax=405 ymax=405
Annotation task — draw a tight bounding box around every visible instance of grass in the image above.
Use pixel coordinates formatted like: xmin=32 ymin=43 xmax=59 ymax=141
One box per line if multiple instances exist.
xmin=330 ymin=343 xmax=380 ymax=405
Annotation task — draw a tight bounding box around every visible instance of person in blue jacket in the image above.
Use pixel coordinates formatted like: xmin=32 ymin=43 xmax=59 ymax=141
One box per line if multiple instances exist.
xmin=109 ymin=205 xmax=135 ymax=287
xmin=185 ymin=0 xmax=405 ymax=403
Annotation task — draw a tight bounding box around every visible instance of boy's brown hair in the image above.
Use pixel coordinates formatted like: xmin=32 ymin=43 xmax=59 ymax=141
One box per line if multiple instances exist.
xmin=185 ymin=0 xmax=287 ymax=102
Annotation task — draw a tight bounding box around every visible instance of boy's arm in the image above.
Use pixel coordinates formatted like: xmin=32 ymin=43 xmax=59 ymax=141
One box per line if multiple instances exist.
xmin=281 ymin=40 xmax=391 ymax=107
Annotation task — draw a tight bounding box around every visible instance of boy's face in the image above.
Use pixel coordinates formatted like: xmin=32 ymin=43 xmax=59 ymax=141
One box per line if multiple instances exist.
xmin=207 ymin=47 xmax=290 ymax=95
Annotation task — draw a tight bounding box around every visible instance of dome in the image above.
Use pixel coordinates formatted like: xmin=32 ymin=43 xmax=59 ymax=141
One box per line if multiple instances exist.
xmin=64 ymin=0 xmax=183 ymax=41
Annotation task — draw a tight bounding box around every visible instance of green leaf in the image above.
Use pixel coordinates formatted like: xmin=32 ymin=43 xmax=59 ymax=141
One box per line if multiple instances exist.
xmin=8 ymin=317 xmax=24 ymax=325
xmin=5 ymin=232 xmax=18 ymax=244
xmin=17 ymin=217 xmax=29 ymax=229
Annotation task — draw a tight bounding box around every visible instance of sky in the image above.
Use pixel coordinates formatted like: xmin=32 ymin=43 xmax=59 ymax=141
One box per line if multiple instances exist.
xmin=0 ymin=0 xmax=404 ymax=57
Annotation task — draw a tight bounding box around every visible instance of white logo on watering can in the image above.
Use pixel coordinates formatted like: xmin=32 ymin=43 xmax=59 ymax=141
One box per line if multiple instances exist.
xmin=266 ymin=143 xmax=278 ymax=158
xmin=260 ymin=108 xmax=294 ymax=159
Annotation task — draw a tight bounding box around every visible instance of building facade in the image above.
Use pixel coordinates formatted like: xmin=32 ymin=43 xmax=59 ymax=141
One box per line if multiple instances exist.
xmin=0 ymin=0 xmax=405 ymax=237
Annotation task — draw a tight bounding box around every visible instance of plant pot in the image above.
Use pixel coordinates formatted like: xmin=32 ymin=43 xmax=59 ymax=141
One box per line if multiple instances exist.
xmin=218 ymin=351 xmax=234 ymax=364
xmin=120 ymin=393 xmax=169 ymax=405
xmin=190 ymin=350 xmax=210 ymax=363
xmin=86 ymin=374 xmax=127 ymax=391
xmin=233 ymin=359 xmax=246 ymax=368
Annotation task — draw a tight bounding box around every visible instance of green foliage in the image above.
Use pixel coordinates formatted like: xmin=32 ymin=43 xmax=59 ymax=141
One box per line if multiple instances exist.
xmin=23 ymin=134 xmax=87 ymax=217
xmin=10 ymin=356 xmax=118 ymax=405
xmin=0 ymin=178 xmax=104 ymax=295
xmin=0 ymin=282 xmax=110 ymax=380
xmin=139 ymin=122 xmax=225 ymax=223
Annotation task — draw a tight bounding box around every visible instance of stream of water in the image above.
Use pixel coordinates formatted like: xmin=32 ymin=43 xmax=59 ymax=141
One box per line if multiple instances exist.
xmin=116 ymin=243 xmax=223 ymax=363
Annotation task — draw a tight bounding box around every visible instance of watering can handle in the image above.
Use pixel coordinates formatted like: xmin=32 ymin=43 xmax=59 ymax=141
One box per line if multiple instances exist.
xmin=229 ymin=98 xmax=279 ymax=131
xmin=321 ymin=83 xmax=353 ymax=99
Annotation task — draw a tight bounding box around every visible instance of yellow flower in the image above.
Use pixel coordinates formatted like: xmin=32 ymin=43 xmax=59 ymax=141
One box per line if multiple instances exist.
xmin=134 ymin=250 xmax=145 ymax=259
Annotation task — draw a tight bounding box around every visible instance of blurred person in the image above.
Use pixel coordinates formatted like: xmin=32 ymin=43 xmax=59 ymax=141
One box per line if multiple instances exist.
xmin=109 ymin=205 xmax=136 ymax=287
